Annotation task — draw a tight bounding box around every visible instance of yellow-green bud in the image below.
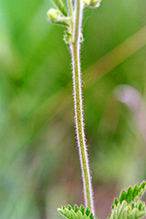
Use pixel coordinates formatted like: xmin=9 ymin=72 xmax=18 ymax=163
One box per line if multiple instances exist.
xmin=83 ymin=0 xmax=90 ymax=6
xmin=90 ymin=0 xmax=101 ymax=8
xmin=47 ymin=8 xmax=60 ymax=22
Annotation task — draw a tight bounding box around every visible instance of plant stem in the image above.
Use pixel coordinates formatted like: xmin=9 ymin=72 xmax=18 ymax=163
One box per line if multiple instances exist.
xmin=68 ymin=0 xmax=73 ymax=39
xmin=70 ymin=0 xmax=95 ymax=215
xmin=68 ymin=0 xmax=73 ymax=17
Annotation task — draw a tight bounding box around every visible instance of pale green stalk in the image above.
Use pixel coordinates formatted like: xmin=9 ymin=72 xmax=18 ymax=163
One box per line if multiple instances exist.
xmin=47 ymin=2 xmax=146 ymax=219
xmin=69 ymin=0 xmax=94 ymax=215
xmin=68 ymin=0 xmax=73 ymax=17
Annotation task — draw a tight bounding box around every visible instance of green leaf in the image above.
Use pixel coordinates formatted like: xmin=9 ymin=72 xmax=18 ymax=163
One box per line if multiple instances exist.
xmin=107 ymin=201 xmax=128 ymax=219
xmin=58 ymin=205 xmax=97 ymax=219
xmin=54 ymin=21 xmax=69 ymax=27
xmin=127 ymin=201 xmax=146 ymax=219
xmin=118 ymin=181 xmax=146 ymax=204
xmin=108 ymin=181 xmax=146 ymax=219
xmin=51 ymin=0 xmax=68 ymax=16
xmin=63 ymin=31 xmax=72 ymax=44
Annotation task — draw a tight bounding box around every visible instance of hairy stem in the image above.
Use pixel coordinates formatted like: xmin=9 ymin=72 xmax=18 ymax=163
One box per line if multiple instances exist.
xmin=70 ymin=0 xmax=94 ymax=215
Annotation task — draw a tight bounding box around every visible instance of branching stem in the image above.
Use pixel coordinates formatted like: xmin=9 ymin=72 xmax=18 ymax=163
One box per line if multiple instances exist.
xmin=70 ymin=0 xmax=94 ymax=215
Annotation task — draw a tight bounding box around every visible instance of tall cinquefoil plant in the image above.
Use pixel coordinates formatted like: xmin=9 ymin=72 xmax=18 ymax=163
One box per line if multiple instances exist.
xmin=47 ymin=1 xmax=146 ymax=218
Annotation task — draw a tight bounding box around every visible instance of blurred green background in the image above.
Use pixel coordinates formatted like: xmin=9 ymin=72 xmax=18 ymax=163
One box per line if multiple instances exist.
xmin=1 ymin=0 xmax=146 ymax=218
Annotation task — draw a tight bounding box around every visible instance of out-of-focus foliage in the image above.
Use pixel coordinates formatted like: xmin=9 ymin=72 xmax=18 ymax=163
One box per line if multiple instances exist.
xmin=0 ymin=0 xmax=146 ymax=218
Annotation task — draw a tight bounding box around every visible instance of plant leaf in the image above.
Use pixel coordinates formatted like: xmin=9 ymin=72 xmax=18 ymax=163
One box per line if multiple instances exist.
xmin=118 ymin=181 xmax=146 ymax=204
xmin=58 ymin=204 xmax=96 ymax=219
xmin=51 ymin=0 xmax=68 ymax=16
xmin=127 ymin=200 xmax=146 ymax=219
xmin=63 ymin=30 xmax=72 ymax=43
xmin=107 ymin=200 xmax=128 ymax=219
xmin=54 ymin=21 xmax=69 ymax=27
xmin=108 ymin=181 xmax=146 ymax=219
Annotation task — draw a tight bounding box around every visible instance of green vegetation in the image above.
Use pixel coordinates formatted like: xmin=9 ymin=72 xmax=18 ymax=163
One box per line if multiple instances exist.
xmin=57 ymin=182 xmax=146 ymax=219
xmin=0 ymin=0 xmax=146 ymax=218
xmin=47 ymin=0 xmax=146 ymax=218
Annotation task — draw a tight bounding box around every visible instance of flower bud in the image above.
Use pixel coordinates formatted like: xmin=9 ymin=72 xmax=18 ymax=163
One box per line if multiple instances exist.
xmin=83 ymin=0 xmax=90 ymax=6
xmin=46 ymin=8 xmax=60 ymax=22
xmin=89 ymin=0 xmax=101 ymax=8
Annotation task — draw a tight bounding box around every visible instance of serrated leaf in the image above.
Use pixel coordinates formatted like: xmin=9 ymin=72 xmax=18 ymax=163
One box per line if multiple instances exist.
xmin=118 ymin=181 xmax=146 ymax=204
xmin=119 ymin=190 xmax=127 ymax=203
xmin=58 ymin=205 xmax=97 ymax=219
xmin=108 ymin=181 xmax=146 ymax=219
xmin=80 ymin=205 xmax=85 ymax=215
xmin=74 ymin=204 xmax=79 ymax=213
xmin=107 ymin=201 xmax=127 ymax=219
xmin=127 ymin=206 xmax=146 ymax=219
xmin=51 ymin=0 xmax=68 ymax=16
